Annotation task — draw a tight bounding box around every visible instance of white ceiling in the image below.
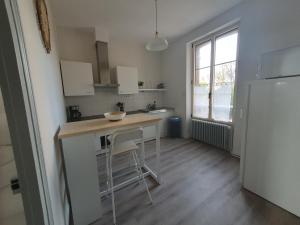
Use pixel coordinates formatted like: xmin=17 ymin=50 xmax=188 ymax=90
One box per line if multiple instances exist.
xmin=50 ymin=0 xmax=242 ymax=43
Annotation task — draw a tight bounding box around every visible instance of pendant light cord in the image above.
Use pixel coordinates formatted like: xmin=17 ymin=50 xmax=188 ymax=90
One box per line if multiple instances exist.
xmin=155 ymin=0 xmax=158 ymax=36
xmin=146 ymin=0 xmax=168 ymax=51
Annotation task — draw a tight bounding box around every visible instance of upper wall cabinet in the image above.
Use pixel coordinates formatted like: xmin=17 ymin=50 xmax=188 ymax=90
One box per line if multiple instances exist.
xmin=60 ymin=60 xmax=95 ymax=96
xmin=260 ymin=45 xmax=300 ymax=79
xmin=112 ymin=66 xmax=138 ymax=95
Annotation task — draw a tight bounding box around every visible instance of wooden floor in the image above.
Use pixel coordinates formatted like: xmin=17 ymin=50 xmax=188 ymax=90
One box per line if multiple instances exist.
xmin=93 ymin=138 xmax=300 ymax=225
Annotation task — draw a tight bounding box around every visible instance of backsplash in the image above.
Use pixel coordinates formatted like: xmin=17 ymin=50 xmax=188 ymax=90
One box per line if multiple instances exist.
xmin=65 ymin=89 xmax=164 ymax=116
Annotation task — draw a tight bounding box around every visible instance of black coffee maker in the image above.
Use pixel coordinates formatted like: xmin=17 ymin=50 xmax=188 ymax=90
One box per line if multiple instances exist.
xmin=67 ymin=105 xmax=82 ymax=122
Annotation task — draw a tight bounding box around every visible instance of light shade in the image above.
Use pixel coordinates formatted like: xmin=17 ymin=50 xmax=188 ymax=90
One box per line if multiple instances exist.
xmin=145 ymin=36 xmax=168 ymax=51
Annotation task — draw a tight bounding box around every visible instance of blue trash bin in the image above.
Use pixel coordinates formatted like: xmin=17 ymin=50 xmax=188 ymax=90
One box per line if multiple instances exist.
xmin=168 ymin=116 xmax=182 ymax=138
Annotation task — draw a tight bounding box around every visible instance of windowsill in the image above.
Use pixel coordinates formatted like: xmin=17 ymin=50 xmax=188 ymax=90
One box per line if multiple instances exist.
xmin=191 ymin=117 xmax=233 ymax=126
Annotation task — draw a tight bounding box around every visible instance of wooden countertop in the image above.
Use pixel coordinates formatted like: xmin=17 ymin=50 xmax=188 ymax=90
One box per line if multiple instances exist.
xmin=58 ymin=113 xmax=161 ymax=139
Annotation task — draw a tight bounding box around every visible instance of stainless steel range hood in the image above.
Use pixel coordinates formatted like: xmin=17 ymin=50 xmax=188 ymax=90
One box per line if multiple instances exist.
xmin=96 ymin=41 xmax=111 ymax=84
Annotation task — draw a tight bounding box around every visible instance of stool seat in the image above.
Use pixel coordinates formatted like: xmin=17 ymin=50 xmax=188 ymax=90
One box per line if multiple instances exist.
xmin=112 ymin=140 xmax=138 ymax=156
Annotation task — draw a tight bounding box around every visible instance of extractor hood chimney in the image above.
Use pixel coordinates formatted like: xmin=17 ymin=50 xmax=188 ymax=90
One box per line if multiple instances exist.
xmin=96 ymin=41 xmax=110 ymax=84
xmin=95 ymin=28 xmax=111 ymax=84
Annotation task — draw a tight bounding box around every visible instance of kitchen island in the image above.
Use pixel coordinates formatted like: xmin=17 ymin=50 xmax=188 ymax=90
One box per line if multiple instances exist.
xmin=58 ymin=113 xmax=162 ymax=225
xmin=79 ymin=108 xmax=174 ymax=141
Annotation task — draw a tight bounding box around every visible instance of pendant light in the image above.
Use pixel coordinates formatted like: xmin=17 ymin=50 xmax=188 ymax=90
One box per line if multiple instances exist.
xmin=145 ymin=0 xmax=168 ymax=51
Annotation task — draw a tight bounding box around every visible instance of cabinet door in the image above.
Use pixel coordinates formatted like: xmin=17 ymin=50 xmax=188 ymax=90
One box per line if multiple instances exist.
xmin=143 ymin=125 xmax=156 ymax=141
xmin=61 ymin=61 xmax=95 ymax=96
xmin=116 ymin=66 xmax=138 ymax=94
xmin=243 ymin=78 xmax=300 ymax=217
xmin=62 ymin=134 xmax=102 ymax=225
xmin=148 ymin=111 xmax=174 ymax=137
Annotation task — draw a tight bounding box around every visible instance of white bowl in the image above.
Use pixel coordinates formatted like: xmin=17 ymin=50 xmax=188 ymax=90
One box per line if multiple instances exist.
xmin=104 ymin=112 xmax=126 ymax=121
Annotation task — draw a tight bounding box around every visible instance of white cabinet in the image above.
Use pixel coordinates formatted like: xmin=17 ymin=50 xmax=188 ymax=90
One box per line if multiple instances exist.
xmin=112 ymin=66 xmax=138 ymax=94
xmin=143 ymin=110 xmax=174 ymax=141
xmin=60 ymin=60 xmax=95 ymax=96
xmin=260 ymin=45 xmax=300 ymax=79
xmin=143 ymin=126 xmax=156 ymax=141
xmin=242 ymin=77 xmax=300 ymax=217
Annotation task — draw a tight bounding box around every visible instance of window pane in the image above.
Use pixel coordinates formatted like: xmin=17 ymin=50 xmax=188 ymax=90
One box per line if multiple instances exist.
xmin=212 ymin=62 xmax=236 ymax=122
xmin=195 ymin=42 xmax=211 ymax=69
xmin=215 ymin=31 xmax=238 ymax=65
xmin=193 ymin=68 xmax=210 ymax=118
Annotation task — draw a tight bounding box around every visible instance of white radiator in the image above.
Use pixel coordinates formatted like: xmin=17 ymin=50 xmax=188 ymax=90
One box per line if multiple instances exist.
xmin=192 ymin=119 xmax=233 ymax=151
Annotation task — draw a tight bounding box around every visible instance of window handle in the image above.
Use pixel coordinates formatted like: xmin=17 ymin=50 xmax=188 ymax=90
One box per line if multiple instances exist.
xmin=209 ymin=92 xmax=212 ymax=99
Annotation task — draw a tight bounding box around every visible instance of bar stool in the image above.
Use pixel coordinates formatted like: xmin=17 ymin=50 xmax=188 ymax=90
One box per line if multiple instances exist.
xmin=107 ymin=127 xmax=153 ymax=225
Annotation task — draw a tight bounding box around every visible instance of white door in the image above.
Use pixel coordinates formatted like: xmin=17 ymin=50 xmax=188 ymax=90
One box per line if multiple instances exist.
xmin=0 ymin=89 xmax=26 ymax=225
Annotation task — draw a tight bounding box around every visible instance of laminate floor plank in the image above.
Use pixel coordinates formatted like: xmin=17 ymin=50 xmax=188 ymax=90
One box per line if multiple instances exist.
xmin=93 ymin=138 xmax=300 ymax=225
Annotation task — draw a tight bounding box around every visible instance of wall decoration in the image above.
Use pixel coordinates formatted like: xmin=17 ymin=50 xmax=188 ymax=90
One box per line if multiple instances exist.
xmin=36 ymin=0 xmax=51 ymax=53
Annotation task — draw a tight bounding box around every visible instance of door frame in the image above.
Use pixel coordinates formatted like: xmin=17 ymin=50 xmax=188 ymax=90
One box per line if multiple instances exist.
xmin=0 ymin=0 xmax=53 ymax=225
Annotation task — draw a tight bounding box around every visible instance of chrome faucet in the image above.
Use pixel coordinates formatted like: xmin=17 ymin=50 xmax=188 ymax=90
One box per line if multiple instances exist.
xmin=116 ymin=102 xmax=125 ymax=112
xmin=147 ymin=101 xmax=157 ymax=111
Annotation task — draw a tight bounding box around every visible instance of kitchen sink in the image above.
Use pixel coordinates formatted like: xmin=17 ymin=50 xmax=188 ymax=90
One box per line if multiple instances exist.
xmin=149 ymin=109 xmax=168 ymax=113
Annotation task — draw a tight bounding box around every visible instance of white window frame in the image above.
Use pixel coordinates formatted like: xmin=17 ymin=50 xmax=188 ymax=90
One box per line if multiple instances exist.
xmin=192 ymin=25 xmax=239 ymax=125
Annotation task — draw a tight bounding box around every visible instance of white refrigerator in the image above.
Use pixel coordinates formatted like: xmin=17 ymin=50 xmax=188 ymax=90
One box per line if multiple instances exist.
xmin=241 ymin=47 xmax=300 ymax=217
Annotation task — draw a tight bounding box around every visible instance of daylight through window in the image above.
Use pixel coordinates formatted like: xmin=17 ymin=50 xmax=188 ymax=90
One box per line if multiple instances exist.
xmin=193 ymin=29 xmax=238 ymax=123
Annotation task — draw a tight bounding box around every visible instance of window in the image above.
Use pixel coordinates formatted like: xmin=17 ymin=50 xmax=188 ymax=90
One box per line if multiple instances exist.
xmin=193 ymin=29 xmax=238 ymax=123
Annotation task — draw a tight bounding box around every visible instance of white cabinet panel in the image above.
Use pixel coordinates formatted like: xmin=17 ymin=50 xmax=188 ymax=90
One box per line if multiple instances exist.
xmin=114 ymin=66 xmax=138 ymax=95
xmin=143 ymin=110 xmax=174 ymax=140
xmin=62 ymin=134 xmax=102 ymax=225
xmin=143 ymin=126 xmax=156 ymax=141
xmin=61 ymin=61 xmax=95 ymax=96
xmin=260 ymin=45 xmax=300 ymax=79
xmin=242 ymin=77 xmax=300 ymax=217
xmin=152 ymin=110 xmax=174 ymax=137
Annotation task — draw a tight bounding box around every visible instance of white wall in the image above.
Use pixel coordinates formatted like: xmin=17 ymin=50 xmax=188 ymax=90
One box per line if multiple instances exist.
xmin=56 ymin=27 xmax=99 ymax=82
xmin=17 ymin=0 xmax=67 ymax=224
xmin=57 ymin=27 xmax=165 ymax=116
xmin=233 ymin=0 xmax=300 ymax=156
xmin=162 ymin=0 xmax=300 ymax=155
xmin=108 ymin=37 xmax=162 ymax=86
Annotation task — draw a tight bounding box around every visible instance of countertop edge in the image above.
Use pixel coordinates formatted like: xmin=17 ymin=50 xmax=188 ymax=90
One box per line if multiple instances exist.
xmin=59 ymin=114 xmax=162 ymax=139
xmin=80 ymin=107 xmax=174 ymax=121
